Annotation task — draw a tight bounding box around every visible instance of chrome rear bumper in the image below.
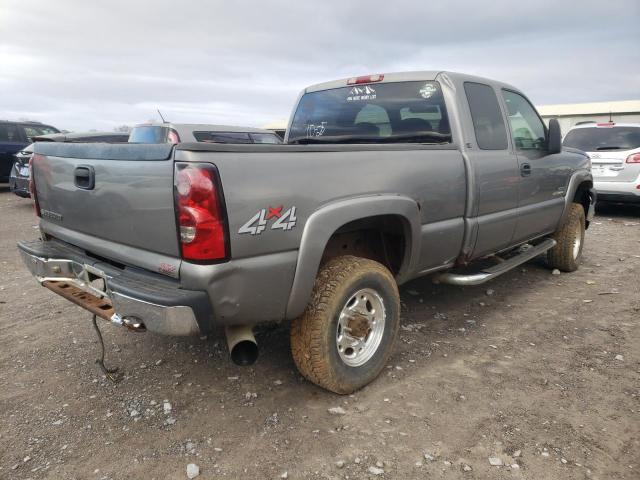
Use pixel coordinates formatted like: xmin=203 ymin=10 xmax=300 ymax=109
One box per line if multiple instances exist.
xmin=19 ymin=241 xmax=203 ymax=336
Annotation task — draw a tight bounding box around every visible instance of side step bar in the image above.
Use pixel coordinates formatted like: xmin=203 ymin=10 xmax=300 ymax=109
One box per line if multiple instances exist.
xmin=433 ymin=239 xmax=557 ymax=286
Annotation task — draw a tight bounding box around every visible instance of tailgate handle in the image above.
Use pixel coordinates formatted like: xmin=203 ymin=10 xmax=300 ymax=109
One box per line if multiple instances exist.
xmin=74 ymin=165 xmax=95 ymax=190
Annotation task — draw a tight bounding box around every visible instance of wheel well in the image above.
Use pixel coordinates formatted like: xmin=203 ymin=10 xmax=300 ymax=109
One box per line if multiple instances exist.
xmin=573 ymin=180 xmax=593 ymax=228
xmin=320 ymin=215 xmax=408 ymax=275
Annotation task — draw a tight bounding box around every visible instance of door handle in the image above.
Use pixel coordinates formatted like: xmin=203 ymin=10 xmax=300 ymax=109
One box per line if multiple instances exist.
xmin=520 ymin=163 xmax=532 ymax=177
xmin=74 ymin=165 xmax=95 ymax=190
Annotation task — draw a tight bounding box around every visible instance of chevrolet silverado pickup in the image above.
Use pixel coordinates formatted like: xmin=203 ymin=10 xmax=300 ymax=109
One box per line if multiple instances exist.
xmin=18 ymin=71 xmax=595 ymax=393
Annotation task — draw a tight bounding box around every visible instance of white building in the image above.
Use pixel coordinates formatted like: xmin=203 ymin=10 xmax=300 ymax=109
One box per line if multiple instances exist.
xmin=537 ymin=100 xmax=640 ymax=134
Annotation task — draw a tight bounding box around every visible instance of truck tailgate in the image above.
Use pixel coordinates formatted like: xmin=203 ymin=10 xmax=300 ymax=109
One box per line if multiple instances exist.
xmin=32 ymin=143 xmax=180 ymax=259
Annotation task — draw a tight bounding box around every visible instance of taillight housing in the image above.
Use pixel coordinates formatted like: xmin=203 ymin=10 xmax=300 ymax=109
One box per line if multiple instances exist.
xmin=167 ymin=128 xmax=180 ymax=144
xmin=29 ymin=154 xmax=41 ymax=217
xmin=174 ymin=162 xmax=228 ymax=261
xmin=626 ymin=153 xmax=640 ymax=164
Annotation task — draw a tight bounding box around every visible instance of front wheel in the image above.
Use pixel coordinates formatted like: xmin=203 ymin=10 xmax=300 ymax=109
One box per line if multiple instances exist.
xmin=290 ymin=256 xmax=400 ymax=394
xmin=547 ymin=202 xmax=585 ymax=272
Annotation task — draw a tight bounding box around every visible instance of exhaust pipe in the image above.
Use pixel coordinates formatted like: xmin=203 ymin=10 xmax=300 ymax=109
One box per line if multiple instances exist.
xmin=225 ymin=325 xmax=258 ymax=366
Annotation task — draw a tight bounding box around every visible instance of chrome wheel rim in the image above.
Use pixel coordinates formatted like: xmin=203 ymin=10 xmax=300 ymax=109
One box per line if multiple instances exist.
xmin=336 ymin=288 xmax=386 ymax=367
xmin=572 ymin=230 xmax=582 ymax=259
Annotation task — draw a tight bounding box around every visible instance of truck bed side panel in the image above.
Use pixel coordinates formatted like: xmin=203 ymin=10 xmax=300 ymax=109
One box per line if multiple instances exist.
xmin=175 ymin=145 xmax=467 ymax=265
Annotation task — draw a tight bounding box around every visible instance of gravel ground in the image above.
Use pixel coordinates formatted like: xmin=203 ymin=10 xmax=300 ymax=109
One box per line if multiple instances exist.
xmin=0 ymin=186 xmax=638 ymax=480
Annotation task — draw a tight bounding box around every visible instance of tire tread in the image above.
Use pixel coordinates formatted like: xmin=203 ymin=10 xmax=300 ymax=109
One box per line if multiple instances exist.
xmin=290 ymin=256 xmax=399 ymax=394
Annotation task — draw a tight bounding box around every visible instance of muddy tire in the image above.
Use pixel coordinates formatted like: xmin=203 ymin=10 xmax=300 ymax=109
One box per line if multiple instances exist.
xmin=290 ymin=256 xmax=400 ymax=394
xmin=547 ymin=202 xmax=585 ymax=272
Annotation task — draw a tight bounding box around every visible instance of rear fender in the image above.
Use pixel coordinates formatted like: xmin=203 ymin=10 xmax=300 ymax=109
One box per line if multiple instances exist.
xmin=285 ymin=195 xmax=421 ymax=320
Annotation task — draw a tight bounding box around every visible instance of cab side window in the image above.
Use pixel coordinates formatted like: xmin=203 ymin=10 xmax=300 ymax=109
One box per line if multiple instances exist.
xmin=501 ymin=90 xmax=546 ymax=155
xmin=464 ymin=82 xmax=508 ymax=150
xmin=0 ymin=123 xmax=20 ymax=142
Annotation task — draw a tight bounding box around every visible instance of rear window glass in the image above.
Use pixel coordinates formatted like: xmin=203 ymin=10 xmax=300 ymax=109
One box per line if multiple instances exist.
xmin=193 ymin=132 xmax=252 ymax=143
xmin=129 ymin=126 xmax=168 ymax=143
xmin=0 ymin=123 xmax=21 ymax=142
xmin=22 ymin=125 xmax=59 ymax=139
xmin=288 ymin=81 xmax=451 ymax=144
xmin=250 ymin=133 xmax=282 ymax=144
xmin=563 ymin=126 xmax=640 ymax=151
xmin=70 ymin=135 xmax=129 ymax=143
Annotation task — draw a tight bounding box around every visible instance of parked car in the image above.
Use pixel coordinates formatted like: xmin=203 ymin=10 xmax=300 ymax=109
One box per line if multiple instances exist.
xmin=128 ymin=123 xmax=283 ymax=144
xmin=0 ymin=120 xmax=59 ymax=182
xmin=18 ymin=71 xmax=595 ymax=393
xmin=9 ymin=131 xmax=129 ymax=198
xmin=563 ymin=122 xmax=640 ymax=204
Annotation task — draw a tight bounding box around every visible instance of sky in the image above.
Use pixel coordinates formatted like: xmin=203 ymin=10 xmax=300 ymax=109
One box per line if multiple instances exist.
xmin=1 ymin=0 xmax=639 ymax=132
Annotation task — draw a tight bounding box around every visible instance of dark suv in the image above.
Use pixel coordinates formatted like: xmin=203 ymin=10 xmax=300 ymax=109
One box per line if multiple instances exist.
xmin=0 ymin=120 xmax=59 ymax=182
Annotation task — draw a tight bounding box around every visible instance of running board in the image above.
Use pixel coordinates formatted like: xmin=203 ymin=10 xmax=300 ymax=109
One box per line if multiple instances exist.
xmin=433 ymin=239 xmax=557 ymax=286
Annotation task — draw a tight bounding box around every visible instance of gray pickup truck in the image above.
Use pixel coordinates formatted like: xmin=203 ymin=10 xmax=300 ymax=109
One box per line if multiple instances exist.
xmin=18 ymin=71 xmax=595 ymax=393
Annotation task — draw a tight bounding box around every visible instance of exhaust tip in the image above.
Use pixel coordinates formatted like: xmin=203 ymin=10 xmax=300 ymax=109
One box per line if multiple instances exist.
xmin=230 ymin=340 xmax=259 ymax=366
xmin=225 ymin=326 xmax=258 ymax=366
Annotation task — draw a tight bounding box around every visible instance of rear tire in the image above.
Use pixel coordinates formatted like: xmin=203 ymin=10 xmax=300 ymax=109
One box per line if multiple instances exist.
xmin=547 ymin=202 xmax=585 ymax=272
xmin=290 ymin=256 xmax=400 ymax=394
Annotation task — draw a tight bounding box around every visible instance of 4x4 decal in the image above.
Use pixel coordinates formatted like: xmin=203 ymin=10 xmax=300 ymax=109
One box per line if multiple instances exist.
xmin=238 ymin=206 xmax=297 ymax=235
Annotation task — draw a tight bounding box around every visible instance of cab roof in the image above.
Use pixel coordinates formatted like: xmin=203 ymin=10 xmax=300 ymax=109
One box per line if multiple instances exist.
xmin=304 ymin=70 xmax=520 ymax=94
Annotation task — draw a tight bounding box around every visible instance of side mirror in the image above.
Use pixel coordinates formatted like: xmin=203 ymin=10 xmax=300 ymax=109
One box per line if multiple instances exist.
xmin=547 ymin=118 xmax=562 ymax=154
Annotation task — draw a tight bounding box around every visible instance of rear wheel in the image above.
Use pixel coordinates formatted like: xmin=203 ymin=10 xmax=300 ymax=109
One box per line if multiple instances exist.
xmin=290 ymin=256 xmax=400 ymax=394
xmin=547 ymin=202 xmax=585 ymax=272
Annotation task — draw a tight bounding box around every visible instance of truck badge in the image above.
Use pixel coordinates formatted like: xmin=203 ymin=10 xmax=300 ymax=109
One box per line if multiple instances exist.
xmin=239 ymin=206 xmax=297 ymax=235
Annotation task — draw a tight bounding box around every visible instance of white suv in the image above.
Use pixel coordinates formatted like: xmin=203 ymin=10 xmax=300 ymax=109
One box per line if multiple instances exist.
xmin=563 ymin=122 xmax=640 ymax=204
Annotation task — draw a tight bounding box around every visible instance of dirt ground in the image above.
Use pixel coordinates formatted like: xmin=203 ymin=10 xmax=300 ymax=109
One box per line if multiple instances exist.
xmin=0 ymin=185 xmax=638 ymax=480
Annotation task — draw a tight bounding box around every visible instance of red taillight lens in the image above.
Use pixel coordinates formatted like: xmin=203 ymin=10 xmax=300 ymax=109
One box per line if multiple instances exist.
xmin=167 ymin=128 xmax=180 ymax=144
xmin=626 ymin=153 xmax=640 ymax=164
xmin=29 ymin=154 xmax=41 ymax=217
xmin=174 ymin=163 xmax=228 ymax=261
xmin=347 ymin=74 xmax=384 ymax=85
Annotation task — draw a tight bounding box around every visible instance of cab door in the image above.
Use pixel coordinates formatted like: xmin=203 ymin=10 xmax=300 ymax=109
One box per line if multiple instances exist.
xmin=463 ymin=82 xmax=521 ymax=258
xmin=500 ymin=90 xmax=567 ymax=243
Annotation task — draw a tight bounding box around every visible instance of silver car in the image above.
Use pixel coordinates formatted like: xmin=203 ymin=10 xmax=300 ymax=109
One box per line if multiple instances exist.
xmin=128 ymin=123 xmax=283 ymax=144
xmin=563 ymin=122 xmax=640 ymax=204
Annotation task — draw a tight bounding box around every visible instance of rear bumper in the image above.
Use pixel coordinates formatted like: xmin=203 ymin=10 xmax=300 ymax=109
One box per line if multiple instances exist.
xmin=594 ymin=175 xmax=640 ymax=202
xmin=18 ymin=239 xmax=212 ymax=336
xmin=9 ymin=173 xmax=30 ymax=198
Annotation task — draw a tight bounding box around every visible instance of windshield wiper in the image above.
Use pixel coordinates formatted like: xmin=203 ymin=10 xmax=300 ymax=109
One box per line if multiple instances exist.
xmin=595 ymin=146 xmax=625 ymax=150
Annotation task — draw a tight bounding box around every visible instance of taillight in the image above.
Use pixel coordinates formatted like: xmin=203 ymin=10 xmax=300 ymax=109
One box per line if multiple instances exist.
xmin=347 ymin=74 xmax=384 ymax=85
xmin=626 ymin=153 xmax=640 ymax=164
xmin=596 ymin=122 xmax=615 ymax=128
xmin=174 ymin=162 xmax=228 ymax=261
xmin=168 ymin=128 xmax=180 ymax=144
xmin=29 ymin=154 xmax=41 ymax=217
